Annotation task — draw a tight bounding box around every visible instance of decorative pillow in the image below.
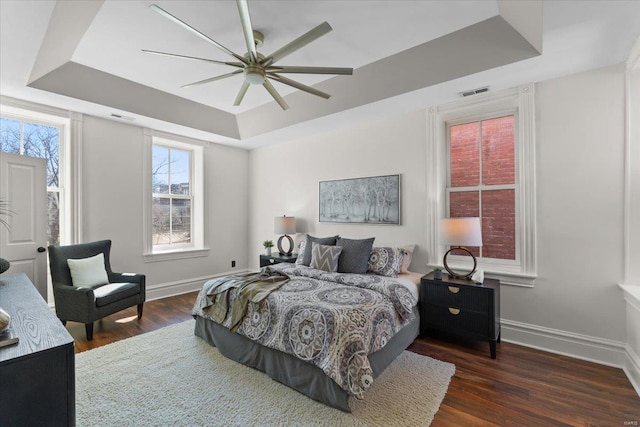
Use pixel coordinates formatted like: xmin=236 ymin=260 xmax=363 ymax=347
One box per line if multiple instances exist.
xmin=309 ymin=243 xmax=343 ymax=272
xmin=295 ymin=240 xmax=306 ymax=265
xmin=368 ymin=247 xmax=406 ymax=278
xmin=398 ymin=244 xmax=416 ymax=273
xmin=336 ymin=237 xmax=375 ymax=274
xmin=67 ymin=253 xmax=109 ymax=287
xmin=301 ymin=234 xmax=339 ymax=266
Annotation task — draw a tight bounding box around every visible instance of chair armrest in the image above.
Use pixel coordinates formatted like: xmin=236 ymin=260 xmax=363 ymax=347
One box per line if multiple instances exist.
xmin=52 ymin=284 xmax=95 ymax=321
xmin=54 ymin=283 xmax=95 ymax=300
xmin=109 ymin=273 xmax=146 ymax=300
xmin=109 ymin=272 xmax=145 ymax=285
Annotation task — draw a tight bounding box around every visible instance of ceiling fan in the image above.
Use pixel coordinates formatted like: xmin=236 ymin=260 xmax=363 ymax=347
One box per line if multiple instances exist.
xmin=142 ymin=0 xmax=353 ymax=110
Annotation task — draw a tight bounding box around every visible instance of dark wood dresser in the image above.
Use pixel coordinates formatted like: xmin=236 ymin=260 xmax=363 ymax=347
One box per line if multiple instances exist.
xmin=420 ymin=272 xmax=501 ymax=358
xmin=0 ymin=273 xmax=75 ymax=426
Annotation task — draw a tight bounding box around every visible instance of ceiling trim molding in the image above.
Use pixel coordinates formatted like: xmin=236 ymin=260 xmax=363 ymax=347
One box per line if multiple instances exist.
xmin=25 ymin=2 xmax=542 ymax=141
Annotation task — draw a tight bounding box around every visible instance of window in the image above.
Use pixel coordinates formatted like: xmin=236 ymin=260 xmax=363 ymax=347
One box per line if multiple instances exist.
xmin=426 ymin=84 xmax=536 ymax=286
xmin=0 ymin=115 xmax=64 ymax=246
xmin=143 ymin=130 xmax=207 ymax=261
xmin=152 ymin=145 xmax=192 ymax=247
xmin=448 ymin=115 xmax=516 ymax=260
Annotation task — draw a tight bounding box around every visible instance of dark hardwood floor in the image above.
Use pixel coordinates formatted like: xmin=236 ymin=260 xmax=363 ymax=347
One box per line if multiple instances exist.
xmin=69 ymin=291 xmax=640 ymax=426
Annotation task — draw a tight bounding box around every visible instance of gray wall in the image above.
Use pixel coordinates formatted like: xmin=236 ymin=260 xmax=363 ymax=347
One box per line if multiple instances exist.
xmin=81 ymin=115 xmax=250 ymax=296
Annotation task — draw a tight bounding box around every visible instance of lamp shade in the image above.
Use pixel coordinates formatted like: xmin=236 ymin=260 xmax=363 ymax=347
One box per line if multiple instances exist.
xmin=439 ymin=217 xmax=482 ymax=247
xmin=274 ymin=216 xmax=296 ymax=235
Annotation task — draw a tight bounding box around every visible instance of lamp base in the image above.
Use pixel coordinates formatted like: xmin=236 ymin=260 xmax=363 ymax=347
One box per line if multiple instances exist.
xmin=443 ymin=246 xmax=477 ymax=280
xmin=278 ymin=235 xmax=294 ymax=256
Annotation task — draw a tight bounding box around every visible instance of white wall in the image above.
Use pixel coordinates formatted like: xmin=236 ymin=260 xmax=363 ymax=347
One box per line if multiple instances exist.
xmin=81 ymin=115 xmax=249 ymax=298
xmin=621 ymin=47 xmax=640 ymax=394
xmin=248 ymin=110 xmax=428 ymax=268
xmin=629 ymin=64 xmax=640 ymax=284
xmin=248 ymin=64 xmax=629 ymax=365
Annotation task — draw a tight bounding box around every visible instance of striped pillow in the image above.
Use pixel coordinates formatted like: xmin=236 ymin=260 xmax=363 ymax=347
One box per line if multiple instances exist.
xmin=309 ymin=243 xmax=342 ymax=272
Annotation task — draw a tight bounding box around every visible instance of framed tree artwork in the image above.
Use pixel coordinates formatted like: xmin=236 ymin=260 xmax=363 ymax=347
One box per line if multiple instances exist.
xmin=319 ymin=174 xmax=400 ymax=224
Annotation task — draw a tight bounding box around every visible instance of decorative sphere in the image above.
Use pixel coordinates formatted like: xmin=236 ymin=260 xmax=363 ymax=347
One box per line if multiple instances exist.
xmin=0 ymin=307 xmax=10 ymax=333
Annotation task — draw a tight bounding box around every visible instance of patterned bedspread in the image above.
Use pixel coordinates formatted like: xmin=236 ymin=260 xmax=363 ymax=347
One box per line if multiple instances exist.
xmin=192 ymin=264 xmax=417 ymax=399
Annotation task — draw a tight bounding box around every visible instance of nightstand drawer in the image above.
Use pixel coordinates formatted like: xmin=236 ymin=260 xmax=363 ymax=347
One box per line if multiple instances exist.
xmin=423 ymin=282 xmax=489 ymax=312
xmin=423 ymin=304 xmax=489 ymax=336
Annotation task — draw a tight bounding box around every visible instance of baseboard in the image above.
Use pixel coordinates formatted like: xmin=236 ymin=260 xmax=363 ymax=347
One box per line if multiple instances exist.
xmin=501 ymin=319 xmax=627 ymax=368
xmin=145 ymin=269 xmax=252 ymax=301
xmin=623 ymin=344 xmax=640 ymax=396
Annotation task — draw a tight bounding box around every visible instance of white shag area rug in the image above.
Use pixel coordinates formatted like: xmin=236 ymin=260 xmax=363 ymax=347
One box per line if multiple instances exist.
xmin=76 ymin=320 xmax=455 ymax=426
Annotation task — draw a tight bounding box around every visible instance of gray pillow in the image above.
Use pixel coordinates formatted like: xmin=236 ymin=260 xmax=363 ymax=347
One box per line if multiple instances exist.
xmin=336 ymin=237 xmax=375 ymax=274
xmin=309 ymin=243 xmax=342 ymax=272
xmin=301 ymin=234 xmax=339 ymax=266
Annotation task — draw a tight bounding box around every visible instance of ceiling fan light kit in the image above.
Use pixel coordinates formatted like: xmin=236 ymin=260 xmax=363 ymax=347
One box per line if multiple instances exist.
xmin=144 ymin=0 xmax=353 ymax=110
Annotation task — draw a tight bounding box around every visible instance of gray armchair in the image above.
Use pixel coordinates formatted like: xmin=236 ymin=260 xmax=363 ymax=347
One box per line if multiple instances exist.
xmin=48 ymin=240 xmax=145 ymax=340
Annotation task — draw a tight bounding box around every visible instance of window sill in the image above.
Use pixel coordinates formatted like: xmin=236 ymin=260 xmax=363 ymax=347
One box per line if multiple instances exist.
xmin=619 ymin=284 xmax=640 ymax=307
xmin=429 ymin=262 xmax=536 ymax=287
xmin=144 ymin=248 xmax=210 ymax=263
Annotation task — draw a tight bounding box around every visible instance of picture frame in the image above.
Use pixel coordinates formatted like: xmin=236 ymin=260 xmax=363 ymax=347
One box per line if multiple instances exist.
xmin=319 ymin=174 xmax=400 ymax=224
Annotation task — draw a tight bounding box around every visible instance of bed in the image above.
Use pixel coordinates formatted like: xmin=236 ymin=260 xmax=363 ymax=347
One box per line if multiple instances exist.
xmin=192 ymin=263 xmax=421 ymax=412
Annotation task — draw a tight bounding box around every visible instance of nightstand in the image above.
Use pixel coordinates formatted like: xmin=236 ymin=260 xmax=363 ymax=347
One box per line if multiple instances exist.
xmin=259 ymin=253 xmax=298 ymax=267
xmin=420 ymin=272 xmax=501 ymax=359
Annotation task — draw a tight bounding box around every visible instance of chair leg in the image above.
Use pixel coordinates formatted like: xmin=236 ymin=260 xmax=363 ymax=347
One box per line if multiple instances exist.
xmin=137 ymin=303 xmax=144 ymax=319
xmin=85 ymin=323 xmax=94 ymax=341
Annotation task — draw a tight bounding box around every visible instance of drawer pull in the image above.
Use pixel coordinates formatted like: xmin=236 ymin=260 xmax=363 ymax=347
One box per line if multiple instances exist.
xmin=269 ymin=259 xmax=275 ymax=264
xmin=448 ymin=307 xmax=461 ymax=315
xmin=448 ymin=286 xmax=460 ymax=294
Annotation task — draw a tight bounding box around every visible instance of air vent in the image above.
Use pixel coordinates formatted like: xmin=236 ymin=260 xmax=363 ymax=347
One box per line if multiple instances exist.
xmin=460 ymin=86 xmax=489 ymax=97
xmin=110 ymin=113 xmax=134 ymax=121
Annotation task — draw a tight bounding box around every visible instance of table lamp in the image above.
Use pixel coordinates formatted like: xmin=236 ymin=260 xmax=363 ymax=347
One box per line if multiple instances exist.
xmin=439 ymin=217 xmax=482 ymax=280
xmin=274 ymin=215 xmax=296 ymax=256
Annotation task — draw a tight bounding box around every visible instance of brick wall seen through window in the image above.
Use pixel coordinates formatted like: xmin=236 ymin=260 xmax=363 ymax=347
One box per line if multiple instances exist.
xmin=448 ymin=115 xmax=516 ymax=260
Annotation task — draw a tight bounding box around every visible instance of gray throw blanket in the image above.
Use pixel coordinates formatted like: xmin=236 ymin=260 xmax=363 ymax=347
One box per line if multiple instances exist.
xmin=202 ymin=267 xmax=289 ymax=331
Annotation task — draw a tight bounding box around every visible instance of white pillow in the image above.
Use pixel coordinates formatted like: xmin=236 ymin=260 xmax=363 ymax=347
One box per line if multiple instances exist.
xmin=67 ymin=253 xmax=109 ymax=287
xmin=398 ymin=244 xmax=415 ymax=273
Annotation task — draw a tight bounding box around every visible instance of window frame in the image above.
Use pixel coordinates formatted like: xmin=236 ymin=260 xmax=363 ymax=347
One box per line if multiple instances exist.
xmin=446 ymin=111 xmax=520 ymax=265
xmin=1 ymin=96 xmax=82 ymax=306
xmin=142 ymin=129 xmax=208 ymax=262
xmin=0 ymin=102 xmax=74 ymax=247
xmin=426 ymin=84 xmax=537 ymax=287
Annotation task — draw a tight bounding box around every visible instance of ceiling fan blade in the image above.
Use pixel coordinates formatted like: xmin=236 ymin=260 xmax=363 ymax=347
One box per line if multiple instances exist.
xmin=236 ymin=0 xmax=258 ymax=63
xmin=234 ymin=81 xmax=251 ymax=106
xmin=266 ymin=21 xmax=332 ymax=64
xmin=267 ymin=73 xmax=330 ymax=99
xmin=142 ymin=50 xmax=244 ymax=68
xmin=267 ymin=65 xmax=353 ymax=75
xmin=149 ymin=4 xmax=247 ymax=64
xmin=262 ymin=80 xmax=289 ymax=110
xmin=181 ymin=70 xmax=243 ymax=88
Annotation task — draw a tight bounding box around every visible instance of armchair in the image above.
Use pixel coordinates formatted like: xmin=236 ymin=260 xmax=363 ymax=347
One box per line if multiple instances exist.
xmin=48 ymin=240 xmax=146 ymax=340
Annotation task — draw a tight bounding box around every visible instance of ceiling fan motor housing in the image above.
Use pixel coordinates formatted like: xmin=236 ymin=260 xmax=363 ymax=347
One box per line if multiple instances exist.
xmin=244 ymin=66 xmax=266 ymax=84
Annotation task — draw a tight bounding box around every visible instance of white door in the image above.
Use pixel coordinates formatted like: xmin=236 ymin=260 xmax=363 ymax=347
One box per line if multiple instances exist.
xmin=0 ymin=152 xmax=48 ymax=298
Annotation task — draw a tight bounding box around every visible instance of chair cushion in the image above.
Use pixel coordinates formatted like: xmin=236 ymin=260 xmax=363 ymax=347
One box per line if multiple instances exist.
xmin=92 ymin=282 xmax=141 ymax=307
xmin=67 ymin=253 xmax=109 ymax=287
